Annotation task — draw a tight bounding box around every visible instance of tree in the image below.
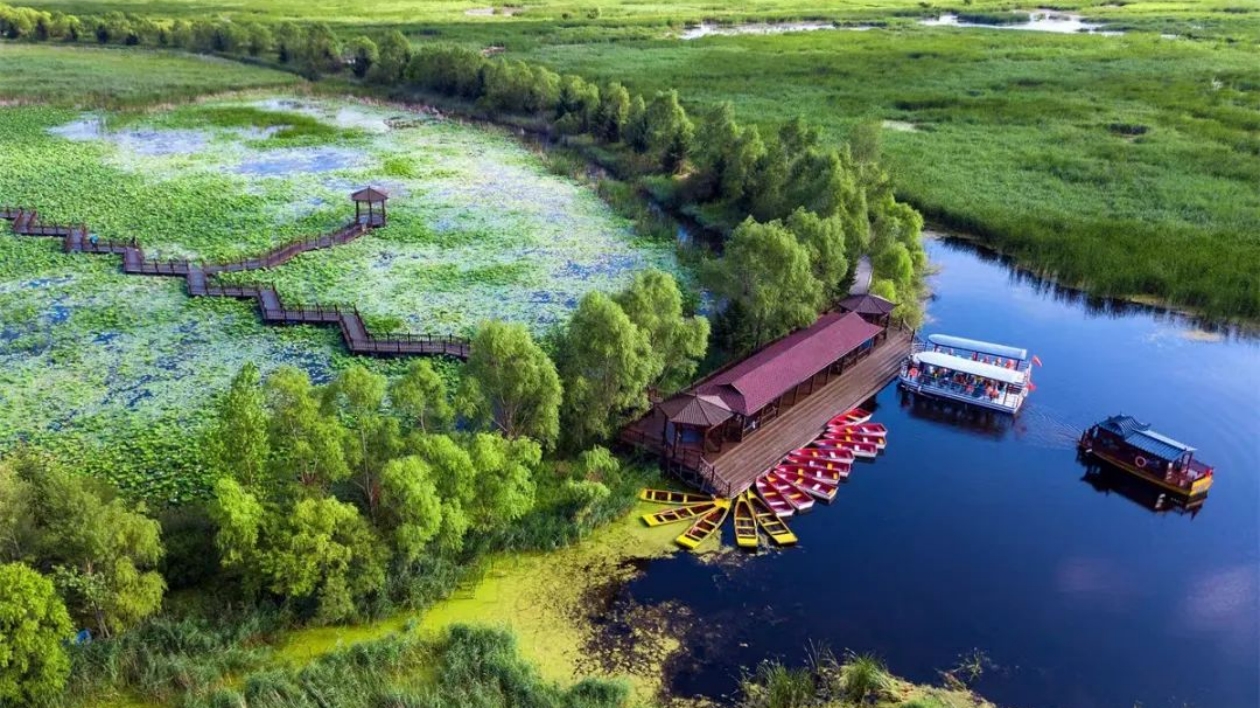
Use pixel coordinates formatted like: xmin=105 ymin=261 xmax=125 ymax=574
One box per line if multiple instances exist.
xmin=273 ymin=22 xmax=302 ymax=64
xmin=848 ymin=119 xmax=882 ymax=165
xmin=711 ymin=218 xmax=823 ymax=349
xmin=4 ymin=457 xmax=164 ymax=639
xmin=0 ymin=563 xmax=72 ymax=705
xmin=595 ymin=82 xmax=630 ymax=143
xmin=206 ymin=362 xmax=270 ymax=489
xmin=323 ymin=366 xmax=400 ymax=516
xmin=169 ymin=19 xmax=192 ymax=48
xmin=563 ymin=446 xmax=618 ymax=528
xmin=558 ymin=292 xmax=654 ymax=449
xmin=410 ymin=435 xmax=474 ymax=554
xmin=614 ymin=269 xmax=709 ymax=392
xmin=208 ymin=477 xmax=265 ymax=575
xmin=625 ymin=94 xmax=649 ymax=153
xmin=785 ymin=208 xmax=849 ymax=301
xmin=243 ymin=22 xmax=273 ymax=57
xmin=299 ymin=23 xmax=341 ymax=77
xmin=644 ymin=90 xmax=694 ymax=172
xmin=265 ymin=366 xmax=350 ymax=491
xmin=259 ymin=497 xmax=388 ymax=624
xmin=373 ymin=29 xmax=411 ymax=84
xmin=390 ymin=360 xmax=452 ymax=433
xmin=379 ymin=456 xmax=442 ymax=562
xmin=556 ymin=74 xmax=600 ymax=134
xmin=464 ymin=434 xmax=538 ymax=532
xmin=346 ymin=35 xmax=378 ymax=79
xmin=459 ymin=322 xmax=562 ymax=447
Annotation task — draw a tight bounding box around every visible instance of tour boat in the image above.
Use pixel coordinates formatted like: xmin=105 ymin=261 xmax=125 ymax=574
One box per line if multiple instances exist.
xmin=773 ymin=467 xmax=838 ymax=502
xmin=822 ymin=430 xmax=886 ymax=450
xmin=733 ymin=493 xmax=760 ymax=549
xmin=755 ymin=476 xmax=795 ymax=517
xmin=780 ymin=460 xmax=848 ymax=483
xmin=638 ymin=488 xmax=714 ymax=506
xmin=783 ymin=456 xmax=850 ymax=480
xmin=675 ymin=501 xmax=730 ymax=550
xmin=1079 ymin=414 xmax=1214 ymax=500
xmin=762 ymin=472 xmax=815 ymax=511
xmin=826 ymin=422 xmax=887 ymax=438
xmin=809 ymin=438 xmax=879 ymax=458
xmin=898 ymin=334 xmax=1037 ymax=414
xmin=642 ymin=501 xmax=716 ymax=527
xmin=748 ymin=493 xmax=797 ymax=545
xmin=790 ymin=446 xmax=854 ymax=463
xmin=828 ymin=407 xmax=871 ymax=427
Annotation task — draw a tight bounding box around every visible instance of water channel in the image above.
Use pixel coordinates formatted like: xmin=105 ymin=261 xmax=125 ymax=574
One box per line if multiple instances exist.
xmin=617 ymin=236 xmax=1259 ymax=708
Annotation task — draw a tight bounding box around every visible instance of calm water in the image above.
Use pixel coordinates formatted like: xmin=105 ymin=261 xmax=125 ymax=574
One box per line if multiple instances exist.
xmin=623 ymin=237 xmax=1260 ymax=708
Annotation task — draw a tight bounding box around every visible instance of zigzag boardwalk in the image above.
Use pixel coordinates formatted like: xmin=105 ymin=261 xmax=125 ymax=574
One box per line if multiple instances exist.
xmin=2 ymin=203 xmax=470 ymax=360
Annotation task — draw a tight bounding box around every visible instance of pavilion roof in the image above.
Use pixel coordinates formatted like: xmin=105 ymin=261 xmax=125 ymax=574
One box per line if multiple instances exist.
xmin=658 ymin=393 xmax=734 ymax=427
xmin=695 ymin=311 xmax=883 ymax=417
xmin=837 ymin=293 xmax=896 ymax=316
xmin=351 ymin=186 xmax=389 ymax=203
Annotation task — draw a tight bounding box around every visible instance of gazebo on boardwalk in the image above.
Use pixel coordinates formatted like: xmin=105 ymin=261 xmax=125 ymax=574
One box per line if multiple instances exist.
xmin=837 ymin=293 xmax=896 ymax=334
xmin=351 ymin=187 xmax=389 ymax=226
xmin=660 ymin=393 xmax=735 ymax=454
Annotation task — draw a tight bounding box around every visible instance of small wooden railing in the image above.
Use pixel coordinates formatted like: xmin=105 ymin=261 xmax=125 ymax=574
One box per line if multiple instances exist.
xmin=2 ymin=204 xmax=471 ymax=361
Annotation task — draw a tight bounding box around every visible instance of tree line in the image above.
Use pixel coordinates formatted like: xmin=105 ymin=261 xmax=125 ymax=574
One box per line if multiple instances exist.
xmin=0 ymin=267 xmax=705 ymax=705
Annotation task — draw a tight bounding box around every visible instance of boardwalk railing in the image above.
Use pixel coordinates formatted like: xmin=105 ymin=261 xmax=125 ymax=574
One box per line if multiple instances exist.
xmin=3 ymin=205 xmax=471 ymax=361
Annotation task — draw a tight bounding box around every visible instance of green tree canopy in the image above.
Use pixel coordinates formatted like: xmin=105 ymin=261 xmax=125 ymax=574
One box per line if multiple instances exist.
xmin=389 ymin=359 xmax=453 ymax=433
xmin=206 ymin=362 xmax=270 ymax=489
xmin=373 ymin=29 xmax=412 ymax=84
xmin=265 ymin=366 xmax=350 ymax=492
xmin=379 ymin=456 xmax=443 ymax=563
xmin=645 ymin=89 xmax=694 ymax=173
xmin=346 ymin=35 xmax=378 ymax=79
xmin=465 ymin=433 xmax=539 ymax=533
xmin=712 ymin=218 xmax=823 ymax=349
xmin=558 ymin=292 xmax=654 ymax=449
xmin=0 ymin=562 xmax=73 ymax=705
xmin=785 ymin=208 xmax=849 ymax=301
xmin=596 ymin=82 xmax=631 ymax=143
xmin=614 ymin=269 xmax=709 ymax=392
xmin=460 ymin=322 xmax=562 ymax=447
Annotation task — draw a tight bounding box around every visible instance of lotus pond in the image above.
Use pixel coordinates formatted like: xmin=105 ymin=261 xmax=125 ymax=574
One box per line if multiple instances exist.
xmin=0 ymin=96 xmax=684 ymax=501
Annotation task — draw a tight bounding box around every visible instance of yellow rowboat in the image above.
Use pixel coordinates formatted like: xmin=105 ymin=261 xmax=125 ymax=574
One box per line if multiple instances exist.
xmin=676 ymin=499 xmax=731 ymax=550
xmin=639 ymin=488 xmax=713 ymax=505
xmin=642 ymin=502 xmax=716 ymax=527
xmin=733 ymin=493 xmax=759 ymax=549
xmin=748 ymin=493 xmax=797 ymax=546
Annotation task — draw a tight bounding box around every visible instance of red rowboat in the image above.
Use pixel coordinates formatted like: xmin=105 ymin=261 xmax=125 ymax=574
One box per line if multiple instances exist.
xmin=755 ymin=476 xmax=795 ymax=517
xmin=809 ymin=438 xmax=878 ymax=458
xmin=828 ymin=407 xmax=871 ymax=427
xmin=822 ymin=430 xmax=886 ymax=450
xmin=763 ymin=472 xmax=815 ymax=511
xmin=826 ymin=422 xmax=887 ymax=438
xmin=780 ymin=460 xmax=849 ymax=482
xmin=790 ymin=446 xmax=854 ymax=463
xmin=773 ymin=467 xmax=838 ymax=501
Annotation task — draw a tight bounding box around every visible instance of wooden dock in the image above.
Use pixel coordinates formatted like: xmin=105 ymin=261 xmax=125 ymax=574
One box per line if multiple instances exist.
xmin=623 ymin=328 xmax=911 ymax=497
xmin=2 ymin=205 xmax=470 ymax=360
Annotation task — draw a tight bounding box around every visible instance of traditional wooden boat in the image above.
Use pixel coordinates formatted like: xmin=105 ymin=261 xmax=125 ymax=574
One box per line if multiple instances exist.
xmin=826 ymin=422 xmax=887 ymax=438
xmin=784 ymin=455 xmax=851 ymax=478
xmin=748 ymin=493 xmax=797 ymax=545
xmin=733 ymin=493 xmax=759 ymax=549
xmin=809 ymin=438 xmax=878 ymax=458
xmin=638 ymin=488 xmax=713 ymax=506
xmin=676 ymin=501 xmax=731 ymax=550
xmin=642 ymin=501 xmax=716 ymax=527
xmin=1079 ymin=414 xmax=1214 ymax=500
xmin=763 ymin=472 xmax=815 ymax=511
xmin=773 ymin=467 xmax=838 ymax=502
xmin=779 ymin=461 xmax=847 ymax=484
xmin=790 ymin=445 xmax=854 ymax=463
xmin=754 ymin=476 xmax=795 ymax=517
xmin=822 ymin=430 xmax=886 ymax=450
xmin=828 ymin=407 xmax=871 ymax=427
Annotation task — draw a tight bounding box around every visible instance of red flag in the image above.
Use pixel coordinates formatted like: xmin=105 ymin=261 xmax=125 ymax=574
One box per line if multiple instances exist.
xmin=1032 ymin=355 xmax=1043 ymax=367
xmin=1027 ymin=381 xmax=1037 ymax=392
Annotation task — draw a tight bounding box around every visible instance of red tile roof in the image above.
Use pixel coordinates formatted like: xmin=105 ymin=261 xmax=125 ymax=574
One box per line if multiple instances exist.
xmin=838 ymin=293 xmax=896 ymax=315
xmin=696 ymin=311 xmax=883 ymax=417
xmin=351 ymin=186 xmax=389 ymax=202
xmin=659 ymin=393 xmax=734 ymax=427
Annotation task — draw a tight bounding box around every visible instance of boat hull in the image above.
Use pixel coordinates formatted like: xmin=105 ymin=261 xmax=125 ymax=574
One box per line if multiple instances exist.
xmin=1083 ymin=449 xmax=1213 ymax=499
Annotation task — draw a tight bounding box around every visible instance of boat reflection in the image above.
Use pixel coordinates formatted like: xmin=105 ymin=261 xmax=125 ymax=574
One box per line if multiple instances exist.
xmin=1079 ymin=457 xmax=1205 ymax=517
xmin=897 ymin=387 xmax=1016 ymax=440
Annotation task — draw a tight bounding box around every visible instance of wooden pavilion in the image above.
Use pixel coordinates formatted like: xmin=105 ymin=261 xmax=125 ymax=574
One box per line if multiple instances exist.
xmin=837 ymin=293 xmax=896 ymax=337
xmin=351 ymin=186 xmax=389 ymax=226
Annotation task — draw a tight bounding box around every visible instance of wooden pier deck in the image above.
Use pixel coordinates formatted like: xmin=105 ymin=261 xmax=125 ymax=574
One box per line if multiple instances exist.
xmin=2 ymin=205 xmax=470 ymax=360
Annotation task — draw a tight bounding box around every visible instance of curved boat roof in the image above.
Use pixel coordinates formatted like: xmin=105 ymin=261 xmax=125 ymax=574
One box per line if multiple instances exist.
xmin=927 ymin=334 xmax=1028 ymax=361
xmin=912 ymin=351 xmax=1026 ymax=385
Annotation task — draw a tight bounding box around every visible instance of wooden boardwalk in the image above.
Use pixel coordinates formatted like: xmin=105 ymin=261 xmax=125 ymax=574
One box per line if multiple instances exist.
xmin=622 ymin=328 xmax=911 ymax=497
xmin=1 ymin=205 xmax=470 ymax=360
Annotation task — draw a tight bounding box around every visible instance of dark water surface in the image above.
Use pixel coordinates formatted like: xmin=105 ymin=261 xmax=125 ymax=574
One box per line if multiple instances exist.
xmin=627 ymin=238 xmax=1260 ymax=708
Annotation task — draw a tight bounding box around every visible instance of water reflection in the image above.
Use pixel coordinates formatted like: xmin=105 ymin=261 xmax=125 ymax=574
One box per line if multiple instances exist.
xmin=1080 ymin=461 xmax=1205 ymax=518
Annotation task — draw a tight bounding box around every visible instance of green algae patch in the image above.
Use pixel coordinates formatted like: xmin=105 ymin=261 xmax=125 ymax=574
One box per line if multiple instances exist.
xmin=277 ymin=504 xmax=686 ymax=701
